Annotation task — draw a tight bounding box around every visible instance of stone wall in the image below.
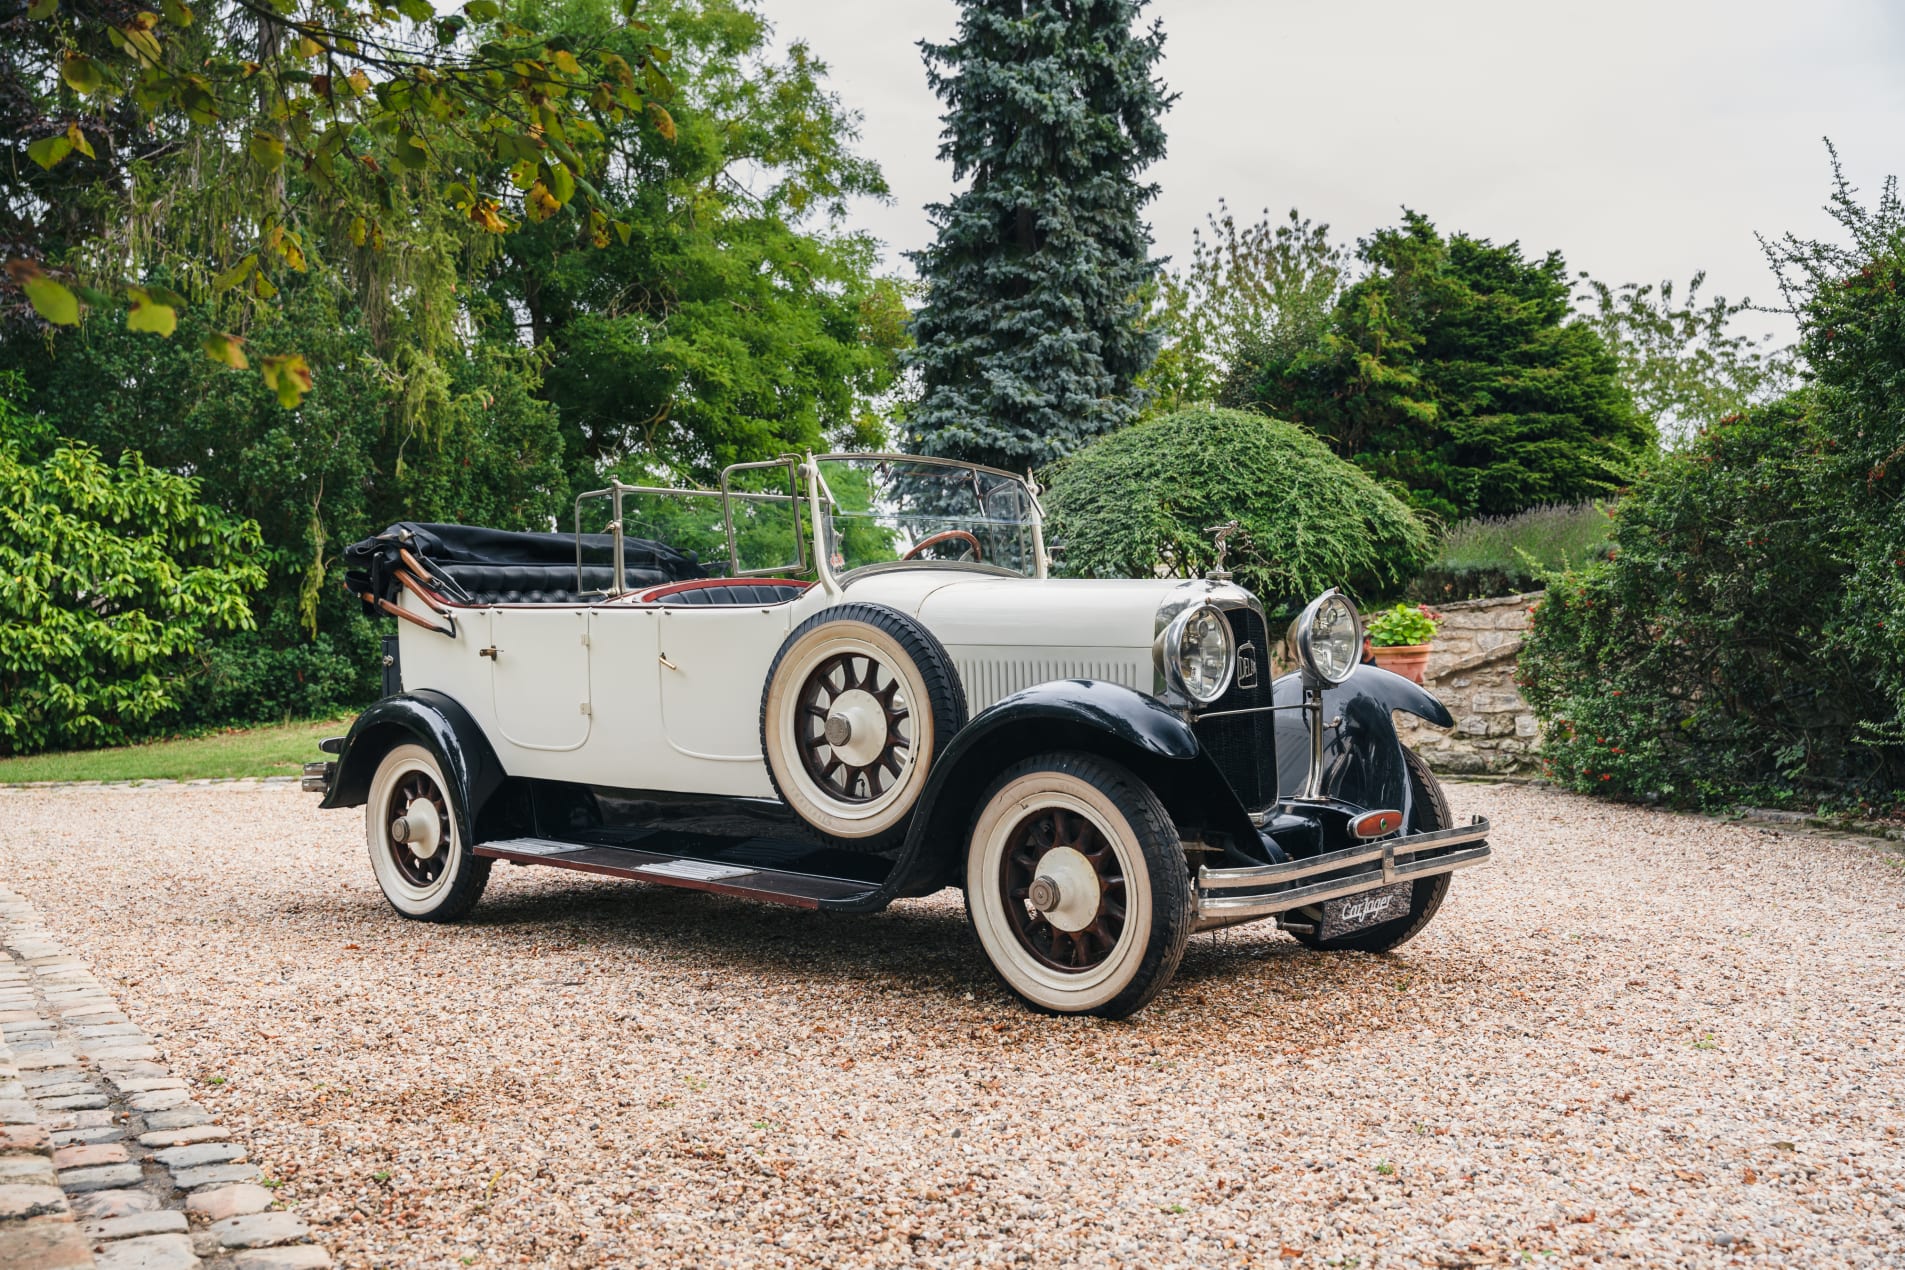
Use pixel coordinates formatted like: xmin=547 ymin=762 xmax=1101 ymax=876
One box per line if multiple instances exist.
xmin=1393 ymin=591 xmax=1543 ymax=775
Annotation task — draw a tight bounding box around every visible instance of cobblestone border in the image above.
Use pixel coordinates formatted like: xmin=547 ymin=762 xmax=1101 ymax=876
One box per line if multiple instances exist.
xmin=0 ymin=886 xmax=333 ymax=1269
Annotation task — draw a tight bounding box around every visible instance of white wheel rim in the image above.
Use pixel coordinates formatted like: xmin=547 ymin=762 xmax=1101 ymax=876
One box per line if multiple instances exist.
xmin=967 ymin=776 xmax=1152 ymax=1013
xmin=367 ymin=747 xmax=462 ymax=915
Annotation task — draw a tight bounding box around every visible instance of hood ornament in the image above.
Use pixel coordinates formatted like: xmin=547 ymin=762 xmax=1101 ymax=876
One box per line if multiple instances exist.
xmin=1204 ymin=519 xmax=1239 ymax=582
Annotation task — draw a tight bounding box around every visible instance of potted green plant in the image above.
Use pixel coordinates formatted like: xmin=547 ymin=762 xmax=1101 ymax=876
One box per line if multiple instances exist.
xmin=1364 ymin=602 xmax=1442 ymax=684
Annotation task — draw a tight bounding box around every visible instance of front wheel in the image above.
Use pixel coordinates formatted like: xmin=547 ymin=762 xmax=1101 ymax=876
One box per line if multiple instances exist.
xmin=366 ymin=743 xmax=491 ymax=922
xmin=963 ymin=753 xmax=1191 ymax=1018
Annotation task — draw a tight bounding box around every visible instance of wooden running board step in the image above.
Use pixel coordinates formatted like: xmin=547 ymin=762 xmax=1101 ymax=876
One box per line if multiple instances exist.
xmin=473 ymin=837 xmax=882 ymax=909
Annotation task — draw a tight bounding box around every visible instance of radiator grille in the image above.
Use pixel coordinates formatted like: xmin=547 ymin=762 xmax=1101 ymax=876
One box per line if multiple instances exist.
xmin=1192 ymin=606 xmax=1278 ymax=810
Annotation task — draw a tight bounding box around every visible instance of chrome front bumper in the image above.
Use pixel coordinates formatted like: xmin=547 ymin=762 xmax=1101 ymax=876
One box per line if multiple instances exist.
xmin=301 ymin=760 xmax=334 ymax=794
xmin=1195 ymin=815 xmax=1491 ymax=924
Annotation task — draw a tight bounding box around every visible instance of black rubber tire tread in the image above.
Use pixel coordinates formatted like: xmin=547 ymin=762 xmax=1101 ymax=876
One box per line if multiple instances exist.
xmin=1296 ymin=745 xmax=1452 ymax=953
xmin=370 ymin=744 xmax=492 ymax=924
xmin=759 ymin=601 xmax=967 ymax=853
xmin=963 ymin=751 xmax=1193 ymax=1019
xmin=411 ymin=854 xmax=493 ymax=924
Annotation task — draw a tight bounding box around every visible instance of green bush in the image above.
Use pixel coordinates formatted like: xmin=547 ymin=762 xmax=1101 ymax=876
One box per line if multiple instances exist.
xmin=1519 ymin=398 xmax=1900 ymax=808
xmin=1522 ymin=159 xmax=1905 ymax=812
xmin=1410 ymin=502 xmax=1613 ymax=601
xmin=179 ymin=599 xmax=382 ymax=727
xmin=0 ymin=440 xmax=268 ymax=755
xmin=1041 ymin=406 xmax=1432 ymax=608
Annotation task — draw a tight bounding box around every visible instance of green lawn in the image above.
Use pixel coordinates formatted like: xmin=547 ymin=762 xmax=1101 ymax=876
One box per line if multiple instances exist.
xmin=0 ymin=717 xmax=357 ymax=784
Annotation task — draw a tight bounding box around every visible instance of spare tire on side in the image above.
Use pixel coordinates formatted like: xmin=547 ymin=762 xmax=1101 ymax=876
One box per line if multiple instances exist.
xmin=760 ymin=602 xmax=967 ymax=852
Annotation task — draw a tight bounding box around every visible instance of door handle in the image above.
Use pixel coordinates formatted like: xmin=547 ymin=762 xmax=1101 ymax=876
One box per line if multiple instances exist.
xmin=480 ymin=646 xmax=499 ymax=660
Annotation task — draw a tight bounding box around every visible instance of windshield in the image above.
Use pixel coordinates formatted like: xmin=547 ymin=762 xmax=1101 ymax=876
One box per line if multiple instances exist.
xmin=814 ymin=455 xmax=1043 ymax=579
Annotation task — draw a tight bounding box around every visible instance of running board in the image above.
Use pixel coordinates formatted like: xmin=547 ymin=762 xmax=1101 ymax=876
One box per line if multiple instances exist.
xmin=473 ymin=837 xmax=882 ymax=909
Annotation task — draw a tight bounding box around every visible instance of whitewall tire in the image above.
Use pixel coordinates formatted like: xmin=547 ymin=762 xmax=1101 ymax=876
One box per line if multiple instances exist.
xmin=366 ymin=743 xmax=491 ymax=922
xmin=964 ymin=753 xmax=1191 ymax=1018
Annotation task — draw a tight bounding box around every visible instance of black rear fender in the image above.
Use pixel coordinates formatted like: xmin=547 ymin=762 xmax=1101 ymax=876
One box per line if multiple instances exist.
xmin=321 ymin=691 xmax=507 ymax=844
xmin=895 ymin=680 xmax=1259 ymax=894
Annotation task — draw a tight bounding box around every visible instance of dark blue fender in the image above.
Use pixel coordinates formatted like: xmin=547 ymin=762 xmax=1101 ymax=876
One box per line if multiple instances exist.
xmin=1272 ymin=664 xmax=1454 ymax=823
xmin=320 ymin=690 xmax=507 ymax=845
xmin=883 ymin=679 xmax=1262 ymax=898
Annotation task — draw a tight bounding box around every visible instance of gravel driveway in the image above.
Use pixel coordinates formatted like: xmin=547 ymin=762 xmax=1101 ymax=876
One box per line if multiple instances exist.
xmin=0 ymin=781 xmax=1900 ymax=1268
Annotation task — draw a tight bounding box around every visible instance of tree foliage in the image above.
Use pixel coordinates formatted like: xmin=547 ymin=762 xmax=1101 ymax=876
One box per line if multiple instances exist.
xmin=1575 ymin=272 xmax=1795 ymax=445
xmin=0 ymin=405 xmax=268 ymax=755
xmin=906 ymin=0 xmax=1171 ymax=472
xmin=480 ymin=0 xmax=906 ymax=483
xmin=0 ymin=0 xmax=904 ymax=747
xmin=1763 ymin=151 xmax=1905 ymax=755
xmin=5 ymin=0 xmax=675 ymax=404
xmin=5 ymin=275 xmax=567 ymax=634
xmin=1523 ymin=151 xmax=1905 ymax=810
xmin=1241 ymin=211 xmax=1650 ymax=521
xmin=1042 ymin=406 xmax=1431 ymax=608
xmin=1141 ymin=203 xmax=1347 ymax=414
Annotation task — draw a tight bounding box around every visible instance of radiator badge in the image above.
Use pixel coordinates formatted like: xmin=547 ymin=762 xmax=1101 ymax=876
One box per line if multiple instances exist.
xmin=1236 ymin=640 xmax=1257 ymax=691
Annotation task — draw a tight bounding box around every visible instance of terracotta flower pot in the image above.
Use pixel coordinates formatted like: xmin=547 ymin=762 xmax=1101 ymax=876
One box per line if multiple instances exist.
xmin=1370 ymin=643 xmax=1433 ymax=685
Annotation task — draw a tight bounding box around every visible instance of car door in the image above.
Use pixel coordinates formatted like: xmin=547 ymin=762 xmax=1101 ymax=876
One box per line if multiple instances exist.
xmin=487 ymin=607 xmax=592 ymax=751
xmin=656 ymin=605 xmax=793 ymax=763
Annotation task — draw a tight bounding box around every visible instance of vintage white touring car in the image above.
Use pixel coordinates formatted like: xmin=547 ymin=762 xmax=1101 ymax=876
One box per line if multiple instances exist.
xmin=306 ymin=454 xmax=1490 ymax=1017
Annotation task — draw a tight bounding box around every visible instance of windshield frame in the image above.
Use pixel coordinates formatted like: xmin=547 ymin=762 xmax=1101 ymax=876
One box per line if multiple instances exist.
xmin=806 ymin=452 xmax=1049 ymax=590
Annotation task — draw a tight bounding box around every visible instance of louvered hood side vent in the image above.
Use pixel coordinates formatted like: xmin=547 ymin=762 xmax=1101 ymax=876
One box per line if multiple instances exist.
xmin=955 ymin=657 xmax=1148 ymax=716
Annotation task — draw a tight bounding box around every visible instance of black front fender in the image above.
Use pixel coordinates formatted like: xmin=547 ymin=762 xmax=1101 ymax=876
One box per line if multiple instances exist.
xmin=885 ymin=679 xmax=1261 ymax=898
xmin=320 ymin=690 xmax=506 ymax=845
xmin=1272 ymin=664 xmax=1453 ymax=822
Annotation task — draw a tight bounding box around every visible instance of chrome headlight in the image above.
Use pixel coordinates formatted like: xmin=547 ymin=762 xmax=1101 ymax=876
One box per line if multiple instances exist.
xmin=1159 ymin=604 xmax=1235 ymax=704
xmin=1295 ymin=589 xmax=1361 ymax=685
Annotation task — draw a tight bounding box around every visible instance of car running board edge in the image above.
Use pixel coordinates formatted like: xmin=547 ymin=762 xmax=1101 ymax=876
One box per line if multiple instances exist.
xmin=473 ymin=837 xmax=883 ymax=909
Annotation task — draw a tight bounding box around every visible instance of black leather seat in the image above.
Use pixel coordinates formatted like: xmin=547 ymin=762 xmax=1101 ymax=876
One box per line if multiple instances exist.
xmin=436 ymin=563 xmax=676 ymax=605
xmin=659 ymin=583 xmax=808 ymax=606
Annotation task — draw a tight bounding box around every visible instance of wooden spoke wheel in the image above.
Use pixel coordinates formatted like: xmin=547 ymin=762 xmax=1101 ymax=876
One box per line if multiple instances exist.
xmin=384 ymin=767 xmax=453 ymax=889
xmin=1000 ymin=805 xmax=1127 ymax=972
xmin=365 ymin=743 xmax=490 ymax=922
xmin=794 ymin=651 xmax=914 ymax=804
xmin=964 ymin=752 xmax=1191 ymax=1018
xmin=762 ymin=604 xmax=966 ymax=851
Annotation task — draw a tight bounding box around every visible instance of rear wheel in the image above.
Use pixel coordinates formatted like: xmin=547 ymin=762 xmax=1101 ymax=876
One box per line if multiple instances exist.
xmin=1295 ymin=746 xmax=1450 ymax=953
xmin=366 ymin=743 xmax=490 ymax=922
xmin=964 ymin=753 xmax=1191 ymax=1018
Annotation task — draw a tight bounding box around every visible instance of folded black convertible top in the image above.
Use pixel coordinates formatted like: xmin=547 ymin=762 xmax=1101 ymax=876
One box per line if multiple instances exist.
xmin=343 ymin=521 xmax=705 ymax=610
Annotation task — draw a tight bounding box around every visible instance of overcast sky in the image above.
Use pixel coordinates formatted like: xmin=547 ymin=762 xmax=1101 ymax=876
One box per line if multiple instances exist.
xmin=765 ymin=0 xmax=1905 ymax=345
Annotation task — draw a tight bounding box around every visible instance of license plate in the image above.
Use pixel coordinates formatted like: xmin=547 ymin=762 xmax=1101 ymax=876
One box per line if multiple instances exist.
xmin=1318 ymin=883 xmax=1412 ymax=939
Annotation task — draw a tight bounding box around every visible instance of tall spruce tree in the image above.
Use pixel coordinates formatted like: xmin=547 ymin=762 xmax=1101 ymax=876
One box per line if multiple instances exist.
xmin=906 ymin=0 xmax=1171 ymax=472
xmin=1243 ymin=212 xmax=1650 ymax=521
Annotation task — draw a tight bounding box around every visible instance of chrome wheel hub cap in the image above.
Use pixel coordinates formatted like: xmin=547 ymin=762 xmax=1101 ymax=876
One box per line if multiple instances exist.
xmin=823 ymin=689 xmax=889 ymax=768
xmin=1027 ymin=845 xmax=1100 ymax=932
xmin=392 ymin=796 xmax=443 ymax=861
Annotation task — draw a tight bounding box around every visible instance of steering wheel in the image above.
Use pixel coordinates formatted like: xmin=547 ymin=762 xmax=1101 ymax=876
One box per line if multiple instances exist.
xmin=902 ymin=529 xmax=984 ymax=563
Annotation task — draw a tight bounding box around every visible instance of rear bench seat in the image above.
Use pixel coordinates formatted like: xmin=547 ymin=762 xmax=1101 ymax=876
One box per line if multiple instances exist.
xmin=434 ymin=564 xmax=656 ymax=605
xmin=643 ymin=580 xmax=810 ymax=606
xmin=431 ymin=567 xmax=809 ymax=607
